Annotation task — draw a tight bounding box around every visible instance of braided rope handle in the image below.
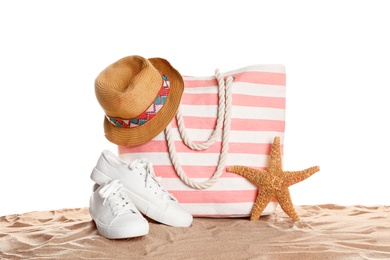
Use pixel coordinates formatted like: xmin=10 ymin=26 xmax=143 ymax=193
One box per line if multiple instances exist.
xmin=165 ymin=71 xmax=234 ymax=189
xmin=175 ymin=69 xmax=226 ymax=150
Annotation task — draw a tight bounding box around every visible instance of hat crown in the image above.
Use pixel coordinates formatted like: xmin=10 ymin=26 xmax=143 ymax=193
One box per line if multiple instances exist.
xmin=95 ymin=55 xmax=163 ymax=118
xmin=94 ymin=55 xmax=184 ymax=147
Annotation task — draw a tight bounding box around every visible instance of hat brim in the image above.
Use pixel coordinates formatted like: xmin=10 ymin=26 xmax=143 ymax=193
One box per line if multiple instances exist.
xmin=103 ymin=58 xmax=184 ymax=147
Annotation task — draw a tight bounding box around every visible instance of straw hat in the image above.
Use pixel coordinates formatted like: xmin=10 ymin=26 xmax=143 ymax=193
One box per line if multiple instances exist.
xmin=95 ymin=55 xmax=184 ymax=146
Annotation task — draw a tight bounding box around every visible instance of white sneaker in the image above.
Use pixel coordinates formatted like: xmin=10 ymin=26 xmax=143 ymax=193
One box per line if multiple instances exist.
xmin=91 ymin=150 xmax=193 ymax=228
xmin=89 ymin=179 xmax=149 ymax=239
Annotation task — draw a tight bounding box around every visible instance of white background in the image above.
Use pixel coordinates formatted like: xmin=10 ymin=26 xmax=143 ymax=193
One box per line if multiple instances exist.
xmin=1 ymin=1 xmax=389 ymax=216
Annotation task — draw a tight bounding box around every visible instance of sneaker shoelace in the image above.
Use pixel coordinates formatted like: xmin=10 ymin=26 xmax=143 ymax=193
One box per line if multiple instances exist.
xmin=99 ymin=179 xmax=137 ymax=217
xmin=129 ymin=158 xmax=178 ymax=202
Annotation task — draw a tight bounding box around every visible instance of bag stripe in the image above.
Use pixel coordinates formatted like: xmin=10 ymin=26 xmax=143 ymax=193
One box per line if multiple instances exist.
xmin=170 ymin=117 xmax=285 ymax=132
xmin=180 ymin=105 xmax=285 ymax=121
xmin=119 ymin=140 xmax=277 ymax=155
xmin=153 ymin=165 xmax=266 ymax=179
xmin=161 ymin=178 xmax=256 ymax=191
xmin=181 ymin=93 xmax=285 ymax=109
xmin=233 ymin=71 xmax=286 ymax=86
xmin=132 ymin=129 xmax=284 ymax=143
xmin=183 ymin=83 xmax=286 ymax=98
xmin=170 ymin=190 xmax=258 ymax=203
xmin=120 ymin=152 xmax=269 ymax=167
xmin=181 ymin=201 xmax=278 ymax=217
xmin=184 ymin=71 xmax=286 ymax=86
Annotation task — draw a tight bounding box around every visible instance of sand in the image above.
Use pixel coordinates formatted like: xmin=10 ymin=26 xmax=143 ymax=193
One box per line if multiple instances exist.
xmin=1 ymin=204 xmax=389 ymax=259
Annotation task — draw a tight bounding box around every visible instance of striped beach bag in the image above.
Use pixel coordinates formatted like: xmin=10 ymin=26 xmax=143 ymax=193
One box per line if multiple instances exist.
xmin=118 ymin=64 xmax=286 ymax=217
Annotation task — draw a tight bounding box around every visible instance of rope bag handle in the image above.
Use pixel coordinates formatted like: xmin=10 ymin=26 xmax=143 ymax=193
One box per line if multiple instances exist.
xmin=164 ymin=69 xmax=234 ymax=189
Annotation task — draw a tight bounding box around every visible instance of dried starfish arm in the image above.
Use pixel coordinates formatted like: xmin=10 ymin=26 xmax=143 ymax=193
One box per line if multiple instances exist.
xmin=275 ymin=189 xmax=300 ymax=221
xmin=251 ymin=188 xmax=273 ymax=220
xmin=282 ymin=166 xmax=320 ymax=187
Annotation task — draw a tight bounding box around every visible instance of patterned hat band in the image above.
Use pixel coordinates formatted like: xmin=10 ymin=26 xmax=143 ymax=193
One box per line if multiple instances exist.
xmin=106 ymin=74 xmax=171 ymax=128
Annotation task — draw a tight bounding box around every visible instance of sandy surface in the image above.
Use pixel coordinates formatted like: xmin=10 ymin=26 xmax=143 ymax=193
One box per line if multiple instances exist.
xmin=1 ymin=204 xmax=389 ymax=259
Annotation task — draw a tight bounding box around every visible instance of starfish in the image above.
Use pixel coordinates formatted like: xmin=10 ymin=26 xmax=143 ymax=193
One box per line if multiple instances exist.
xmin=226 ymin=136 xmax=319 ymax=222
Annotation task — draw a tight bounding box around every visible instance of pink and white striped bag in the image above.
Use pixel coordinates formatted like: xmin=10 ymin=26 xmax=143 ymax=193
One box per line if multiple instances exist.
xmin=118 ymin=64 xmax=286 ymax=217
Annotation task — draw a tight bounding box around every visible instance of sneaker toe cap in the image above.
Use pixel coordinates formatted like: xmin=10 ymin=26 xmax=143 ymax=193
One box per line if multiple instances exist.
xmin=163 ymin=203 xmax=193 ymax=227
xmin=95 ymin=212 xmax=149 ymax=239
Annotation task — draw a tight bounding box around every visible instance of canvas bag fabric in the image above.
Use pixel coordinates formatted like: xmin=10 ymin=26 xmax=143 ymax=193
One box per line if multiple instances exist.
xmin=118 ymin=64 xmax=286 ymax=217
